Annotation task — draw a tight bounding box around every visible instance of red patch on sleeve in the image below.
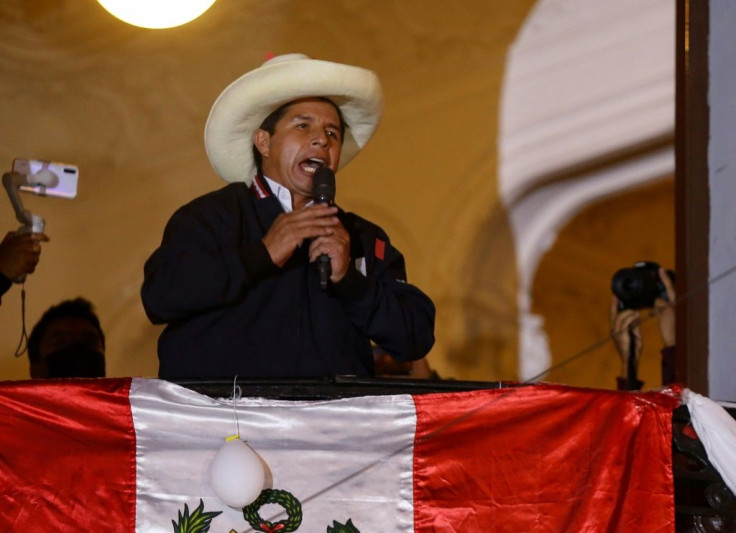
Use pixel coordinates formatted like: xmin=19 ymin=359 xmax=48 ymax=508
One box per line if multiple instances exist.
xmin=374 ymin=238 xmax=385 ymax=260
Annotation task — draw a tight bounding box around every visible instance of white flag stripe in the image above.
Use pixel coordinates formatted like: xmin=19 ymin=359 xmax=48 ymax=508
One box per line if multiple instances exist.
xmin=130 ymin=378 xmax=417 ymax=531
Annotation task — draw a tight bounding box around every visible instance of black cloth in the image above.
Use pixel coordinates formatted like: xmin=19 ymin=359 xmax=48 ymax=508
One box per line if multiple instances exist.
xmin=141 ymin=177 xmax=436 ymax=380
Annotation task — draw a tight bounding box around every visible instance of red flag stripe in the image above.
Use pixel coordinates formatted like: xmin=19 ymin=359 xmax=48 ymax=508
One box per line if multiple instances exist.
xmin=0 ymin=378 xmax=136 ymax=531
xmin=412 ymin=384 xmax=678 ymax=532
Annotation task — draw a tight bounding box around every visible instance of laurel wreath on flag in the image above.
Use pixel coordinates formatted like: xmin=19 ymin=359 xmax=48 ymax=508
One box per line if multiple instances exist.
xmin=173 ymin=491 xmax=361 ymax=532
xmin=242 ymin=488 xmax=303 ymax=532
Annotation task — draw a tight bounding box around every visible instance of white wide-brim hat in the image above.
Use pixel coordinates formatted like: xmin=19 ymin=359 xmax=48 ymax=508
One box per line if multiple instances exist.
xmin=204 ymin=53 xmax=383 ymax=185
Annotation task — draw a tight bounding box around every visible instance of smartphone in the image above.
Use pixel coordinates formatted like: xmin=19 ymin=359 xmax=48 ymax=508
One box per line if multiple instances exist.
xmin=12 ymin=158 xmax=78 ymax=199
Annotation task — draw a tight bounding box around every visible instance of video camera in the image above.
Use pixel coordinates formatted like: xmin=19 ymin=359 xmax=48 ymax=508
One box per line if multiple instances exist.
xmin=611 ymin=261 xmax=675 ymax=310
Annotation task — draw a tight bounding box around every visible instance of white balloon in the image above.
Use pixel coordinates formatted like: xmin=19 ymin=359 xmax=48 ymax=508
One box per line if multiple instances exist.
xmin=209 ymin=438 xmax=266 ymax=508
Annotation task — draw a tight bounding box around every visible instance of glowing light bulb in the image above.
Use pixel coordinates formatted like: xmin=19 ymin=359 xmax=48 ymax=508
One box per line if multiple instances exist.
xmin=97 ymin=0 xmax=217 ymax=29
xmin=209 ymin=437 xmax=266 ymax=508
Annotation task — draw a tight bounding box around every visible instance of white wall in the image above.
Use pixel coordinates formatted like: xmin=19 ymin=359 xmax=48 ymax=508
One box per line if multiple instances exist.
xmin=708 ymin=0 xmax=736 ymax=402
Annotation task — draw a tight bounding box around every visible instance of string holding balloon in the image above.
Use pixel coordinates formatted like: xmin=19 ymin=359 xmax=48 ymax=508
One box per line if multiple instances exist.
xmin=209 ymin=376 xmax=266 ymax=508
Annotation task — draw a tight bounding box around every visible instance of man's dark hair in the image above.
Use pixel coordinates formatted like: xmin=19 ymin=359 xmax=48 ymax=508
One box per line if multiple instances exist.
xmin=252 ymin=97 xmax=347 ymax=175
xmin=28 ymin=297 xmax=105 ymax=364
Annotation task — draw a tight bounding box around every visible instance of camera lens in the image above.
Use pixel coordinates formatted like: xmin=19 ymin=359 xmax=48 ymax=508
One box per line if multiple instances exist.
xmin=611 ymin=262 xmax=661 ymax=310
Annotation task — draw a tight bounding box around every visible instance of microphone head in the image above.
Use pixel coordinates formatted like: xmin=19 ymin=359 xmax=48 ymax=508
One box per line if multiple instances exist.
xmin=312 ymin=166 xmax=336 ymax=205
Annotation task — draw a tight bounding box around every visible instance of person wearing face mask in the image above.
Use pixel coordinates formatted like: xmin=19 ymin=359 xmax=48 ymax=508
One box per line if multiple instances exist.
xmin=141 ymin=54 xmax=435 ymax=380
xmin=27 ymin=297 xmax=105 ymax=379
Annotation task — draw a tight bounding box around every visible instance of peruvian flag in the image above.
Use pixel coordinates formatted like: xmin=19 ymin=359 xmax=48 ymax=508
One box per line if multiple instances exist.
xmin=0 ymin=378 xmax=678 ymax=531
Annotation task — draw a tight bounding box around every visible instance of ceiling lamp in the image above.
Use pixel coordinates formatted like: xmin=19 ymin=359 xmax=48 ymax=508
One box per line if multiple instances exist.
xmin=97 ymin=0 xmax=217 ymax=29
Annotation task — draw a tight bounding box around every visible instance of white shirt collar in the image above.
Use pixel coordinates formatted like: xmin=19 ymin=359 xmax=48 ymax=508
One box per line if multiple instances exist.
xmin=263 ymin=175 xmax=313 ymax=213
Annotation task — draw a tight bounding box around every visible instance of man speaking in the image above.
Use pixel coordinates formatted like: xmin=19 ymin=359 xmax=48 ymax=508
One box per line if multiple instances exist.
xmin=141 ymin=54 xmax=435 ymax=380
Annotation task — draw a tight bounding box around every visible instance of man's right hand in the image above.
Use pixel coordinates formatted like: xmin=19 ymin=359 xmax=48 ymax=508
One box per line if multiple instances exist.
xmin=0 ymin=231 xmax=50 ymax=280
xmin=261 ymin=204 xmax=340 ymax=267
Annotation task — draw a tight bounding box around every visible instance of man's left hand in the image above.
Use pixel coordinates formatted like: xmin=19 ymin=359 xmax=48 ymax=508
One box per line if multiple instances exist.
xmin=308 ymin=220 xmax=350 ymax=283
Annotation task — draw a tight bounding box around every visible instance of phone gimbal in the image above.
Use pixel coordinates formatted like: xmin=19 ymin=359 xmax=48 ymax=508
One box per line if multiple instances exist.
xmin=2 ymin=169 xmax=57 ymax=282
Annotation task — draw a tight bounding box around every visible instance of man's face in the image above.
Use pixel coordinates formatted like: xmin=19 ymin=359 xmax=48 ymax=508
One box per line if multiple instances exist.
xmin=255 ymin=98 xmax=343 ymax=209
xmin=32 ymin=317 xmax=105 ymax=378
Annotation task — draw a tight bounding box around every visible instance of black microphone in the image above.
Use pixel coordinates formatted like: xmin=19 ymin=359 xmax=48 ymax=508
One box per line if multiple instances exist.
xmin=312 ymin=167 xmax=335 ymax=290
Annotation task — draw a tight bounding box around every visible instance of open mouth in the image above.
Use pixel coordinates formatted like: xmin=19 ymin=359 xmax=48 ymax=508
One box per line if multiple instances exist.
xmin=300 ymin=157 xmax=325 ymax=174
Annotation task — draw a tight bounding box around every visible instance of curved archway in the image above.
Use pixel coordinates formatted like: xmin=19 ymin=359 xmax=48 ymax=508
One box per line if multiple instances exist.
xmin=498 ymin=0 xmax=675 ymax=380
